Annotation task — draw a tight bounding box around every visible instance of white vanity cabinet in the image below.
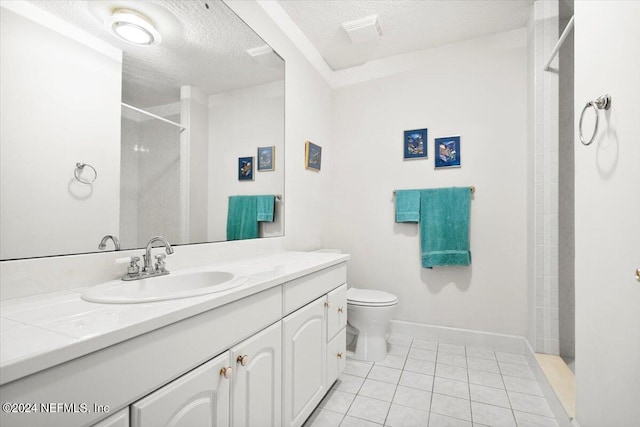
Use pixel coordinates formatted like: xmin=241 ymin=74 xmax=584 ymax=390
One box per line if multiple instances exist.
xmin=92 ymin=409 xmax=129 ymax=427
xmin=131 ymin=352 xmax=231 ymax=427
xmin=230 ymin=322 xmax=282 ymax=427
xmin=283 ymin=296 xmax=327 ymax=427
xmin=0 ymin=255 xmax=349 ymax=427
xmin=282 ymin=276 xmax=348 ymax=427
xmin=130 ymin=322 xmax=282 ymax=427
xmin=325 ymin=285 xmax=347 ymax=386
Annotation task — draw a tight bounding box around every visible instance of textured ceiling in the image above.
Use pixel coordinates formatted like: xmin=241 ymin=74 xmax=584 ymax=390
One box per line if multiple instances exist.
xmin=29 ymin=0 xmax=284 ymax=107
xmin=278 ymin=0 xmax=533 ymax=70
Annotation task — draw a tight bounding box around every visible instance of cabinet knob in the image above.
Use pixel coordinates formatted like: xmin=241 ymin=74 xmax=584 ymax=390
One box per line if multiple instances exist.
xmin=337 ymin=307 xmax=344 ymax=314
xmin=236 ymin=354 xmax=249 ymax=366
xmin=636 ymin=268 xmax=640 ymax=282
xmin=324 ymin=301 xmax=330 ymax=308
xmin=337 ymin=352 xmax=343 ymax=359
xmin=220 ymin=367 xmax=233 ymax=379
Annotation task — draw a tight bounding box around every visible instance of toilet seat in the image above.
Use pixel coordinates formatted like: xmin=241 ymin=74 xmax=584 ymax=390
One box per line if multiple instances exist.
xmin=347 ymin=287 xmax=398 ymax=307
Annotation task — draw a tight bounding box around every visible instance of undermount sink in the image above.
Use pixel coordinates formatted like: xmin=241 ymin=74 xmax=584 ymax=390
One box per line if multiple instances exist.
xmin=81 ymin=271 xmax=248 ymax=304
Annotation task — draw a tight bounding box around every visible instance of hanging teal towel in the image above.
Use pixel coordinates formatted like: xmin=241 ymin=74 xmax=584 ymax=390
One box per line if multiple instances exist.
xmin=419 ymin=187 xmax=471 ymax=268
xmin=227 ymin=196 xmax=259 ymax=240
xmin=395 ymin=190 xmax=421 ymax=223
xmin=256 ymin=195 xmax=275 ymax=222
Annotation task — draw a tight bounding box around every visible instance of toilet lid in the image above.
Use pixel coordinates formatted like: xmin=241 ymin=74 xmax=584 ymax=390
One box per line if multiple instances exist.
xmin=347 ymin=287 xmax=398 ymax=306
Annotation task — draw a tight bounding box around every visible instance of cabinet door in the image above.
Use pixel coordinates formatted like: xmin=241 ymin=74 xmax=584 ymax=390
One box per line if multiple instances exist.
xmin=230 ymin=322 xmax=282 ymax=427
xmin=326 ymin=328 xmax=347 ymax=387
xmin=282 ymin=296 xmax=326 ymax=427
xmin=131 ymin=352 xmax=231 ymax=427
xmin=326 ymin=284 xmax=347 ymax=341
xmin=92 ymin=408 xmax=129 ymax=427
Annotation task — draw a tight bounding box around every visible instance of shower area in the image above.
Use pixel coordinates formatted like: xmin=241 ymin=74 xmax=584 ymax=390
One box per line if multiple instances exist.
xmin=119 ymin=102 xmax=183 ymax=250
xmin=529 ymin=0 xmax=575 ymax=369
xmin=529 ymin=0 xmax=575 ymax=394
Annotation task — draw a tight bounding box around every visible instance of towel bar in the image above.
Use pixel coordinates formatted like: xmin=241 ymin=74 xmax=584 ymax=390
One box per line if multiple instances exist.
xmin=393 ymin=186 xmax=475 ymax=196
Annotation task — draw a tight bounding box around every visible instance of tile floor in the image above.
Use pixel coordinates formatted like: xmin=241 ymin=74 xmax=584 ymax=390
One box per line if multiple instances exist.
xmin=304 ymin=335 xmax=560 ymax=427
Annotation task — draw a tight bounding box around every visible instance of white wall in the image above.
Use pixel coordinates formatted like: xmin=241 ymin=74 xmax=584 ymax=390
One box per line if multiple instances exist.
xmin=0 ymin=7 xmax=122 ymax=259
xmin=574 ymin=1 xmax=640 ymax=424
xmin=0 ymin=0 xmax=335 ymax=299
xmin=208 ymin=81 xmax=285 ymax=242
xmin=328 ymin=29 xmax=529 ymax=336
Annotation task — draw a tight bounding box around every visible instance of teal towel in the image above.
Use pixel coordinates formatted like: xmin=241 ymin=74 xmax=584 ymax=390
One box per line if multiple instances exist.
xmin=227 ymin=196 xmax=259 ymax=240
xmin=419 ymin=187 xmax=471 ymax=268
xmin=256 ymin=195 xmax=275 ymax=222
xmin=395 ymin=190 xmax=421 ymax=223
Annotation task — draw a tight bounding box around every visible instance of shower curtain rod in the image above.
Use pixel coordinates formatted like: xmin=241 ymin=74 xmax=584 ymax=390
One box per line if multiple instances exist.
xmin=121 ymin=102 xmax=186 ymax=132
xmin=544 ymin=15 xmax=574 ymax=71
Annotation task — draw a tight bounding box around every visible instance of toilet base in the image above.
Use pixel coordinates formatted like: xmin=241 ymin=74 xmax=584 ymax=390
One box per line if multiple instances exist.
xmin=351 ymin=331 xmax=388 ymax=362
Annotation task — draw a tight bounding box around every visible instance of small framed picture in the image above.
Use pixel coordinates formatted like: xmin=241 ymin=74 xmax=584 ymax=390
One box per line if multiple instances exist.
xmin=238 ymin=156 xmax=254 ymax=180
xmin=305 ymin=141 xmax=322 ymax=171
xmin=257 ymin=146 xmax=275 ymax=171
xmin=435 ymin=136 xmax=461 ymax=168
xmin=403 ymin=129 xmax=428 ymax=159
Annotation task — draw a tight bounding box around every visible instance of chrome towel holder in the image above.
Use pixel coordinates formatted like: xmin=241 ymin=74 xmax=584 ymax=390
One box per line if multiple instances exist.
xmin=579 ymin=94 xmax=611 ymax=146
xmin=74 ymin=162 xmax=97 ymax=184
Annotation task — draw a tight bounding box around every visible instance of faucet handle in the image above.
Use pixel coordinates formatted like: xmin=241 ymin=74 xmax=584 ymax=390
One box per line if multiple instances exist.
xmin=154 ymin=254 xmax=167 ymax=272
xmin=128 ymin=257 xmax=141 ymax=275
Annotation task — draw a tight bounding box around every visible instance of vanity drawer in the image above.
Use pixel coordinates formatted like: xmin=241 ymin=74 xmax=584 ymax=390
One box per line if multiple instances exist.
xmin=283 ymin=263 xmax=346 ymax=315
xmin=326 ymin=284 xmax=347 ymax=341
xmin=326 ymin=328 xmax=346 ymax=387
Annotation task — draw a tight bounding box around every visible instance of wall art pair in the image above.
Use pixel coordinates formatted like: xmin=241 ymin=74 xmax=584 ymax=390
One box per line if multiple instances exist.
xmin=238 ymin=146 xmax=275 ymax=181
xmin=403 ymin=128 xmax=461 ymax=168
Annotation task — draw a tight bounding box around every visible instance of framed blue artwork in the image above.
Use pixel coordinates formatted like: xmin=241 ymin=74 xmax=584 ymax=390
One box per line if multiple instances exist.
xmin=403 ymin=128 xmax=428 ymax=159
xmin=238 ymin=156 xmax=254 ymax=180
xmin=257 ymin=146 xmax=275 ymax=171
xmin=435 ymin=136 xmax=461 ymax=168
xmin=305 ymin=141 xmax=322 ymax=171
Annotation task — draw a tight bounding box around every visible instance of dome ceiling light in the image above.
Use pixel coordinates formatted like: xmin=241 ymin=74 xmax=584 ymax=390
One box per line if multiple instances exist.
xmin=104 ymin=9 xmax=161 ymax=46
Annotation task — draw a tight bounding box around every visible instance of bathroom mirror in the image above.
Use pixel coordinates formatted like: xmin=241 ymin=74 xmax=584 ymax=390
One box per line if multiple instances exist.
xmin=0 ymin=0 xmax=285 ymax=260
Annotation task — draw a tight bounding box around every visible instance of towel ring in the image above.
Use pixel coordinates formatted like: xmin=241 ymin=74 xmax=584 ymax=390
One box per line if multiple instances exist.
xmin=579 ymin=94 xmax=611 ymax=146
xmin=74 ymin=162 xmax=97 ymax=184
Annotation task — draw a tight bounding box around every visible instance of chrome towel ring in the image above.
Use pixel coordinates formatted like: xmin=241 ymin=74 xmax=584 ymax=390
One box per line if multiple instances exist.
xmin=579 ymin=94 xmax=611 ymax=146
xmin=74 ymin=162 xmax=97 ymax=184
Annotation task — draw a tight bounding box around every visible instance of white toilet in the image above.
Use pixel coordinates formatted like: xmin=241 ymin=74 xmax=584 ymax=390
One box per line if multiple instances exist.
xmin=347 ymin=287 xmax=398 ymax=362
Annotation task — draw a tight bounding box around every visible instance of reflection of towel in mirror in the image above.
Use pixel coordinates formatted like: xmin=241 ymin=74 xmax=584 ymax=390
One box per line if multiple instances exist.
xmin=420 ymin=187 xmax=471 ymax=268
xmin=395 ymin=190 xmax=421 ymax=223
xmin=227 ymin=195 xmax=275 ymax=241
xmin=256 ymin=195 xmax=275 ymax=222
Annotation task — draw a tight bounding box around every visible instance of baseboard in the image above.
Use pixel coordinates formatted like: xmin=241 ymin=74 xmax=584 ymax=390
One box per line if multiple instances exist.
xmin=389 ymin=320 xmax=527 ymax=354
xmin=389 ymin=319 xmax=573 ymax=427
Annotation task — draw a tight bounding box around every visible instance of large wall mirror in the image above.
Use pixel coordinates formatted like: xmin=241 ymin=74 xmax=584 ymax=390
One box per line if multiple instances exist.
xmin=0 ymin=0 xmax=285 ymax=260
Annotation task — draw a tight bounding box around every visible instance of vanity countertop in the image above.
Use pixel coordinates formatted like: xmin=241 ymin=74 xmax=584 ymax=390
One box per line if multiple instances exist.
xmin=0 ymin=251 xmax=349 ymax=386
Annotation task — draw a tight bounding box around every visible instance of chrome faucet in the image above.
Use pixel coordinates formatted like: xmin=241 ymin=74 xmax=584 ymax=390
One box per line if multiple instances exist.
xmin=121 ymin=236 xmax=174 ymax=281
xmin=98 ymin=234 xmax=120 ymax=251
xmin=143 ymin=236 xmax=174 ymax=273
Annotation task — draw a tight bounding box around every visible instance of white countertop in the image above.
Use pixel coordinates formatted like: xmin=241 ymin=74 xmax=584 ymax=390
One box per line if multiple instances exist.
xmin=0 ymin=251 xmax=349 ymax=386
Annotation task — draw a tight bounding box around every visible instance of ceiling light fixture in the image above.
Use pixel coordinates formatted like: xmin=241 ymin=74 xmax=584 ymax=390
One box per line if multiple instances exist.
xmin=104 ymin=9 xmax=161 ymax=46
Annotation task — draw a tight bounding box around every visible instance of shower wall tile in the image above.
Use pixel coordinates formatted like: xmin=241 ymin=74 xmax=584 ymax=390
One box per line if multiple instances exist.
xmin=544 ymin=276 xmax=551 ymax=307
xmin=536 ymin=276 xmax=545 ymax=306
xmin=544 ymin=307 xmax=551 ymax=339
xmin=550 ymin=277 xmax=559 ymax=308
xmin=536 ymin=214 xmax=544 ymax=245
xmin=530 ymin=0 xmax=561 ymax=356
xmin=536 ymin=307 xmax=545 ymax=340
xmin=550 ymin=309 xmax=559 ymax=340
xmin=544 ymin=339 xmax=559 ymax=355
